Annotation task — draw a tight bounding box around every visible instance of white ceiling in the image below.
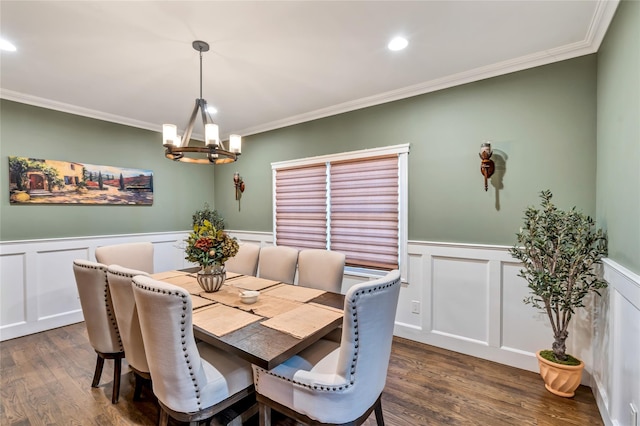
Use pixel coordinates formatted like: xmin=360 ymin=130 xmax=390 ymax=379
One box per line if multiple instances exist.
xmin=0 ymin=1 xmax=618 ymax=141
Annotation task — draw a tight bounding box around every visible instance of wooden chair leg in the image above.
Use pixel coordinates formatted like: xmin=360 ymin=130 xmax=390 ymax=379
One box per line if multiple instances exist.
xmin=374 ymin=397 xmax=385 ymax=426
xmin=133 ymin=373 xmax=144 ymax=401
xmin=258 ymin=402 xmax=271 ymax=426
xmin=159 ymin=406 xmax=170 ymax=426
xmin=111 ymin=356 xmax=122 ymax=404
xmin=91 ymin=354 xmax=105 ymax=388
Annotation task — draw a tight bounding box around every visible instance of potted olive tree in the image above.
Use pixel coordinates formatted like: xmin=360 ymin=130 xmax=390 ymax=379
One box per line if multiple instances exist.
xmin=509 ymin=190 xmax=607 ymax=397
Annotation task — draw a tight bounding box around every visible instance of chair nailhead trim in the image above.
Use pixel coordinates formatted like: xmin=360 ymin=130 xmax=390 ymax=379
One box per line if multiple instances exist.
xmin=75 ymin=261 xmax=123 ymax=351
xmin=257 ymin=277 xmax=400 ymax=393
xmin=133 ymin=280 xmax=203 ymax=406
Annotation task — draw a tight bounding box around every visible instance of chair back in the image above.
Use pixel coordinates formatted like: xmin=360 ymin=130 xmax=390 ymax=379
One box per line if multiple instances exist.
xmin=297 ymin=249 xmax=345 ymax=293
xmin=131 ymin=275 xmax=214 ymax=413
xmin=257 ymin=245 xmax=299 ymax=284
xmin=106 ymin=265 xmax=150 ymax=374
xmin=72 ymin=259 xmax=122 ymax=354
xmin=325 ymin=270 xmax=401 ymax=419
xmin=95 ymin=242 xmax=154 ymax=273
xmin=225 ymin=243 xmax=260 ymax=276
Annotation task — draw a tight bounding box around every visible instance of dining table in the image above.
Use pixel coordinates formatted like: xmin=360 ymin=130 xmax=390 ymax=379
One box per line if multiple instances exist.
xmin=150 ymin=267 xmax=345 ymax=370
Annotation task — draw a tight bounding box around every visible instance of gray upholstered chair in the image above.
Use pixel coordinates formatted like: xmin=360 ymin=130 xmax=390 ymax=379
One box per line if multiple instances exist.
xmin=132 ymin=275 xmax=254 ymax=426
xmin=95 ymin=242 xmax=154 ymax=274
xmin=252 ymin=269 xmax=401 ymax=426
xmin=257 ymin=245 xmax=299 ymax=284
xmin=225 ymin=243 xmax=260 ymax=276
xmin=106 ymin=264 xmax=151 ymax=400
xmin=297 ymin=249 xmax=346 ymax=293
xmin=72 ymin=259 xmax=124 ymax=404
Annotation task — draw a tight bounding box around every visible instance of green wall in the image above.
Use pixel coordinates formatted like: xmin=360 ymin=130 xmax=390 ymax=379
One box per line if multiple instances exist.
xmin=0 ymin=100 xmax=215 ymax=241
xmin=215 ymin=55 xmax=598 ymax=246
xmin=596 ymin=0 xmax=640 ymax=273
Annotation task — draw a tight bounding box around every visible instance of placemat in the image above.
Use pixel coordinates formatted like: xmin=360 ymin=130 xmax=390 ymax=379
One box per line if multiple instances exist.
xmin=161 ymin=275 xmax=203 ymax=295
xmin=226 ymin=275 xmax=281 ymax=291
xmin=151 ymin=270 xmax=189 ymax=280
xmin=191 ymin=295 xmax=216 ymax=310
xmin=262 ymin=283 xmax=326 ymax=302
xmin=260 ymin=303 xmax=343 ymax=339
xmin=225 ymin=271 xmax=242 ymax=280
xmin=192 ymin=304 xmax=262 ymax=337
xmin=199 ymin=288 xmax=303 ymax=318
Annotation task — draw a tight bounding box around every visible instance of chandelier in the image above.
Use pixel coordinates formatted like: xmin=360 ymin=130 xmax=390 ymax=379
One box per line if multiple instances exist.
xmin=162 ymin=40 xmax=241 ymax=164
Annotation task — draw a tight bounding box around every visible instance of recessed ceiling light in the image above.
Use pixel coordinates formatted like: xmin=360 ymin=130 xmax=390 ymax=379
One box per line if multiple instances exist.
xmin=206 ymin=105 xmax=217 ymax=115
xmin=387 ymin=36 xmax=408 ymax=51
xmin=0 ymin=38 xmax=17 ymax=52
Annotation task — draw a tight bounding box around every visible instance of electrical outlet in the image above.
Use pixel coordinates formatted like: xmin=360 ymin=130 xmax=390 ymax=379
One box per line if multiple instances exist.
xmin=411 ymin=300 xmax=420 ymax=314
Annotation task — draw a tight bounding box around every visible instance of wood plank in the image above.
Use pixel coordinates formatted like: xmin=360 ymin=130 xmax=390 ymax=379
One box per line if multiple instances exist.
xmin=0 ymin=324 xmax=604 ymax=426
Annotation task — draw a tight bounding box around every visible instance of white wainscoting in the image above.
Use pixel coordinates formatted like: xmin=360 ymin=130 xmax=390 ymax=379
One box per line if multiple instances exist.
xmin=1 ymin=231 xmax=637 ymax=426
xmin=592 ymin=259 xmax=640 ymax=426
xmin=0 ymin=231 xmax=192 ymax=341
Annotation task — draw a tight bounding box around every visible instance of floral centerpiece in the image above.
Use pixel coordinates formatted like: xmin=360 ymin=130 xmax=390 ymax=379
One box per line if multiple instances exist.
xmin=185 ymin=219 xmax=239 ymax=291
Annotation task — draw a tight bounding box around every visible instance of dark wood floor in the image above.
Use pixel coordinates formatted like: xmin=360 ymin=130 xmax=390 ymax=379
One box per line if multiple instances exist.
xmin=0 ymin=323 xmax=603 ymax=425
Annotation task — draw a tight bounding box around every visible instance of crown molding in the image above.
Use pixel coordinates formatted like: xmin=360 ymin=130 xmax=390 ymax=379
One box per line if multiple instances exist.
xmin=1 ymin=0 xmax=619 ymax=140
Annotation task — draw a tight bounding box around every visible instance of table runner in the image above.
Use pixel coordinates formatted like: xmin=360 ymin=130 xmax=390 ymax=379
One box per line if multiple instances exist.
xmin=192 ymin=304 xmax=262 ymax=337
xmin=199 ymin=287 xmax=303 ymax=318
xmin=260 ymin=303 xmax=343 ymax=339
xmin=262 ymin=283 xmax=326 ymax=302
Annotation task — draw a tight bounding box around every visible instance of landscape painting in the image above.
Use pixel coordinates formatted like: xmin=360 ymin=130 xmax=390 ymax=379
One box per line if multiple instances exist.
xmin=8 ymin=156 xmax=153 ymax=205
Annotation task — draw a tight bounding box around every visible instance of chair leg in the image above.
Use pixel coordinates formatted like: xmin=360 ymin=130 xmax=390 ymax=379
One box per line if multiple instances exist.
xmin=133 ymin=373 xmax=145 ymax=401
xmin=158 ymin=406 xmax=170 ymax=426
xmin=91 ymin=354 xmax=105 ymax=388
xmin=258 ymin=402 xmax=271 ymax=426
xmin=111 ymin=356 xmax=122 ymax=404
xmin=374 ymin=397 xmax=385 ymax=426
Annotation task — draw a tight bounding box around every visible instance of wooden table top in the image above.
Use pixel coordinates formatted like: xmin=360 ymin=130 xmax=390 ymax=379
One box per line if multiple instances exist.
xmin=153 ymin=269 xmax=344 ymax=370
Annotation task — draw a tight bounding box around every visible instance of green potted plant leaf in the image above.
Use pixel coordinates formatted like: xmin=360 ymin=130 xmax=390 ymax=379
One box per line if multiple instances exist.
xmin=192 ymin=203 xmax=226 ymax=230
xmin=509 ymin=190 xmax=607 ymax=397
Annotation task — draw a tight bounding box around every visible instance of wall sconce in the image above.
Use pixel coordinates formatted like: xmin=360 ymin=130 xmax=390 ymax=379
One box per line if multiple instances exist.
xmin=233 ymin=172 xmax=245 ymax=211
xmin=479 ymin=142 xmax=495 ymax=191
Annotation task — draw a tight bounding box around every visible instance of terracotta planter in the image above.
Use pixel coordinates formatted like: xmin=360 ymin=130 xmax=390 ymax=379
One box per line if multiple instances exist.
xmin=536 ymin=350 xmax=584 ymax=397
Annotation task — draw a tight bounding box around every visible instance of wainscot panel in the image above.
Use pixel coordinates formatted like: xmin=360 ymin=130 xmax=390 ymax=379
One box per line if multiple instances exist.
xmin=3 ymin=231 xmax=637 ymax=426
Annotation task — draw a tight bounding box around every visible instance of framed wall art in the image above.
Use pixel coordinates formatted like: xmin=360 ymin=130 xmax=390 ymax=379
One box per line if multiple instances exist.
xmin=8 ymin=156 xmax=153 ymax=205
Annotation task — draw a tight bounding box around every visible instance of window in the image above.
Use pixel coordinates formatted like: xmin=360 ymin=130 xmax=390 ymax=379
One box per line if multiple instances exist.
xmin=272 ymin=144 xmax=409 ymax=276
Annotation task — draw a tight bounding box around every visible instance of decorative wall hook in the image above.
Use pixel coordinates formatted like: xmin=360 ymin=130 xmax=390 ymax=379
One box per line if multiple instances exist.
xmin=479 ymin=142 xmax=495 ymax=191
xmin=233 ymin=172 xmax=245 ymax=211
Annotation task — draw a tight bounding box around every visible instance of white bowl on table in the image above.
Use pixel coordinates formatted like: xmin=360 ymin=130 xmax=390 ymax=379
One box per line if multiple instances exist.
xmin=240 ymin=290 xmax=260 ymax=304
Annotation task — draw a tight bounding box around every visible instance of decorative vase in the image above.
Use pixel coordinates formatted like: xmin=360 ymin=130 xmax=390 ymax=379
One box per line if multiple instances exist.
xmin=196 ymin=264 xmax=226 ymax=292
xmin=536 ymin=350 xmax=584 ymax=397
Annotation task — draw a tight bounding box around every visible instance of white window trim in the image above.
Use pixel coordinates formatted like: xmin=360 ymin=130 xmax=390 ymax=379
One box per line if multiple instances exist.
xmin=272 ymin=143 xmax=409 ymax=282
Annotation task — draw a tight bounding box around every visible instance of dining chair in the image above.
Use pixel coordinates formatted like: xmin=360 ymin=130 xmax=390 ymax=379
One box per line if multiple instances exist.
xmin=131 ymin=275 xmax=255 ymax=426
xmin=297 ymin=249 xmax=346 ymax=293
xmin=72 ymin=259 xmax=124 ymax=404
xmin=106 ymin=264 xmax=151 ymax=400
xmin=95 ymin=242 xmax=154 ymax=274
xmin=252 ymin=269 xmax=401 ymax=426
xmin=225 ymin=242 xmax=261 ymax=276
xmin=257 ymin=245 xmax=299 ymax=284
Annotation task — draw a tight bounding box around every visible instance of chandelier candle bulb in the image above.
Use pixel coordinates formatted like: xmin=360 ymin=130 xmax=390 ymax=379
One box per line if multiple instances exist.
xmin=205 ymin=123 xmax=219 ymax=146
xmin=230 ymin=134 xmax=242 ymax=154
xmin=163 ymin=124 xmax=177 ymax=146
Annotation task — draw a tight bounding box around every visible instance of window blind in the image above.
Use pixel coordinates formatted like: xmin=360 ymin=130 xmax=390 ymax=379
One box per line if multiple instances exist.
xmin=330 ymin=155 xmax=399 ymax=270
xmin=274 ymin=164 xmax=328 ymax=250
